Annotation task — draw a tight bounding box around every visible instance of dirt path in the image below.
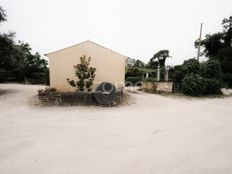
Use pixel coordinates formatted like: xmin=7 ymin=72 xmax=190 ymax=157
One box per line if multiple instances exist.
xmin=0 ymin=84 xmax=232 ymax=174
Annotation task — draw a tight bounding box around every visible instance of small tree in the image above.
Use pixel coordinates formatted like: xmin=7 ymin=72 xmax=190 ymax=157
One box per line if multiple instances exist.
xmin=67 ymin=55 xmax=96 ymax=91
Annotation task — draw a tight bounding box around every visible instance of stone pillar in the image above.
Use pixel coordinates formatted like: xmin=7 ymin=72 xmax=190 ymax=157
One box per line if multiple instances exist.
xmin=157 ymin=65 xmax=160 ymax=81
xmin=165 ymin=69 xmax=169 ymax=81
xmin=146 ymin=72 xmax=149 ymax=79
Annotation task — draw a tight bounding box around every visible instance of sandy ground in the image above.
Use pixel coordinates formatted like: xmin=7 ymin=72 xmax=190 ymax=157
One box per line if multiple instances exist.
xmin=0 ymin=84 xmax=232 ymax=174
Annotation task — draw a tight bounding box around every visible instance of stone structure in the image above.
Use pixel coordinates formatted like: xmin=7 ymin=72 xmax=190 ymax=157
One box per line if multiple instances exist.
xmin=142 ymin=81 xmax=173 ymax=93
xmin=38 ymin=87 xmax=123 ymax=106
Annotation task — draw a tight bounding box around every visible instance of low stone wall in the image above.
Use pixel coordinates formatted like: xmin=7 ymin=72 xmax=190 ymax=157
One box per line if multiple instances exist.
xmin=142 ymin=81 xmax=173 ymax=93
xmin=38 ymin=88 xmax=123 ymax=106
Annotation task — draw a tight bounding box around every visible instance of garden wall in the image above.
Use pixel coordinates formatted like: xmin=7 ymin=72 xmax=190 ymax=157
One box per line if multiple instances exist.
xmin=38 ymin=88 xmax=123 ymax=106
xmin=142 ymin=81 xmax=173 ymax=93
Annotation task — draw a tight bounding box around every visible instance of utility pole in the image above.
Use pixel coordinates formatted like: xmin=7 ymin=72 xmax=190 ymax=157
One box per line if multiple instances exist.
xmin=197 ymin=23 xmax=203 ymax=61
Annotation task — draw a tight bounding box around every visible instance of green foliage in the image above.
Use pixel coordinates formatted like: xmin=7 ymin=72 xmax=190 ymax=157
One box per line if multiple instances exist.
xmin=182 ymin=58 xmax=200 ymax=75
xmin=222 ymin=73 xmax=232 ymax=88
xmin=168 ymin=67 xmax=174 ymax=81
xmin=0 ymin=69 xmax=7 ymax=82
xmin=201 ymin=60 xmax=222 ymax=79
xmin=216 ymin=47 xmax=232 ymax=74
xmin=126 ymin=67 xmax=143 ymax=78
xmin=0 ymin=6 xmax=6 ymax=22
xmin=0 ymin=6 xmax=48 ymax=84
xmin=173 ymin=65 xmax=184 ymax=83
xmin=198 ymin=15 xmax=232 ymax=76
xmin=0 ymin=32 xmax=18 ymax=70
xmin=150 ymin=50 xmax=170 ymax=67
xmin=126 ymin=58 xmax=157 ymax=79
xmin=0 ymin=39 xmax=49 ymax=84
xmin=182 ymin=74 xmax=206 ymax=96
xmin=125 ymin=77 xmax=143 ymax=86
xmin=198 ymin=33 xmax=225 ymax=57
xmin=175 ymin=58 xmax=223 ymax=96
xmin=204 ymin=78 xmax=222 ymax=95
xmin=172 ymin=59 xmax=200 ymax=90
xmin=147 ymin=59 xmax=158 ymax=69
xmin=67 ymin=55 xmax=96 ymax=91
xmin=127 ymin=58 xmax=145 ymax=67
xmin=182 ymin=75 xmax=222 ymax=96
xmin=125 ymin=66 xmax=156 ymax=83
xmin=222 ymin=16 xmax=232 ymax=46
xmin=199 ymin=16 xmax=232 ymax=58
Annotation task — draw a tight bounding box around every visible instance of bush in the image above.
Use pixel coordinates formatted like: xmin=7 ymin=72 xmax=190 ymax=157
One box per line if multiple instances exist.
xmin=204 ymin=78 xmax=222 ymax=95
xmin=173 ymin=65 xmax=184 ymax=83
xmin=201 ymin=60 xmax=222 ymax=79
xmin=0 ymin=68 xmax=7 ymax=82
xmin=126 ymin=77 xmax=143 ymax=86
xmin=182 ymin=74 xmax=206 ymax=96
xmin=180 ymin=59 xmax=224 ymax=96
xmin=182 ymin=74 xmax=222 ymax=96
xmin=222 ymin=73 xmax=232 ymax=88
xmin=182 ymin=58 xmax=200 ymax=75
xmin=125 ymin=67 xmax=143 ymax=78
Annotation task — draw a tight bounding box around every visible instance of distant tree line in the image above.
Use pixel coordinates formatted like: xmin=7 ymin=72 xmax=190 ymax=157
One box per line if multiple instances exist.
xmin=127 ymin=49 xmax=170 ymax=69
xmin=0 ymin=6 xmax=49 ymax=84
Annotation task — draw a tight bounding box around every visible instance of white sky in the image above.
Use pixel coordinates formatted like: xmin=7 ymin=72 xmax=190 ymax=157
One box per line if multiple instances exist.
xmin=0 ymin=0 xmax=232 ymax=65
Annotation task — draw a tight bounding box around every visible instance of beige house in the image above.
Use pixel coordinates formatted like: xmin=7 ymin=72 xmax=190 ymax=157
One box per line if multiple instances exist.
xmin=45 ymin=40 xmax=128 ymax=92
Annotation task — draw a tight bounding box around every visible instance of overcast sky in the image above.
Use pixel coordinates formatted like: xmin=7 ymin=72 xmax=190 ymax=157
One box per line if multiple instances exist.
xmin=0 ymin=0 xmax=232 ymax=65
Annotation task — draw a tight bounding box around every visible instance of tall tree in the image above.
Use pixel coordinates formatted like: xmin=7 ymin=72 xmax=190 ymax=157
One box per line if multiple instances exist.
xmin=0 ymin=32 xmax=18 ymax=70
xmin=222 ymin=16 xmax=232 ymax=47
xmin=197 ymin=15 xmax=232 ymax=74
xmin=198 ymin=33 xmax=224 ymax=57
xmin=0 ymin=6 xmax=6 ymax=22
xmin=127 ymin=58 xmax=145 ymax=68
xmin=0 ymin=6 xmax=49 ymax=84
xmin=150 ymin=50 xmax=170 ymax=67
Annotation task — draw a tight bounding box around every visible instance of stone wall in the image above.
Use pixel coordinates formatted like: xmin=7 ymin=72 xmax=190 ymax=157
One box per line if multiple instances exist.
xmin=142 ymin=81 xmax=173 ymax=93
xmin=38 ymin=88 xmax=123 ymax=106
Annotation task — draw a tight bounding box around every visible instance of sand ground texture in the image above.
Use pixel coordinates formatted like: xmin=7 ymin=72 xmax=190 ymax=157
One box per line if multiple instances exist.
xmin=0 ymin=84 xmax=232 ymax=174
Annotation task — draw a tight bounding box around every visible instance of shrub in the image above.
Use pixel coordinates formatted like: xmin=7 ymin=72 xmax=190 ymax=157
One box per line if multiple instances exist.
xmin=173 ymin=65 xmax=184 ymax=83
xmin=0 ymin=68 xmax=7 ymax=82
xmin=67 ymin=55 xmax=96 ymax=91
xmin=182 ymin=58 xmax=200 ymax=75
xmin=126 ymin=77 xmax=143 ymax=86
xmin=201 ymin=60 xmax=222 ymax=79
xmin=222 ymin=73 xmax=232 ymax=88
xmin=182 ymin=75 xmax=222 ymax=96
xmin=204 ymin=78 xmax=222 ymax=95
xmin=125 ymin=67 xmax=143 ymax=78
xmin=182 ymin=74 xmax=206 ymax=96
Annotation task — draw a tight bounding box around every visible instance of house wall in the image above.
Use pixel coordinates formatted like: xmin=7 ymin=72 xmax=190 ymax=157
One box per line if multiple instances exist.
xmin=47 ymin=41 xmax=127 ymax=92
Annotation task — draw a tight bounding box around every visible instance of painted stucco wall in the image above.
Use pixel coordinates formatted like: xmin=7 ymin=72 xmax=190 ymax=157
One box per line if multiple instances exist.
xmin=46 ymin=41 xmax=127 ymax=92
